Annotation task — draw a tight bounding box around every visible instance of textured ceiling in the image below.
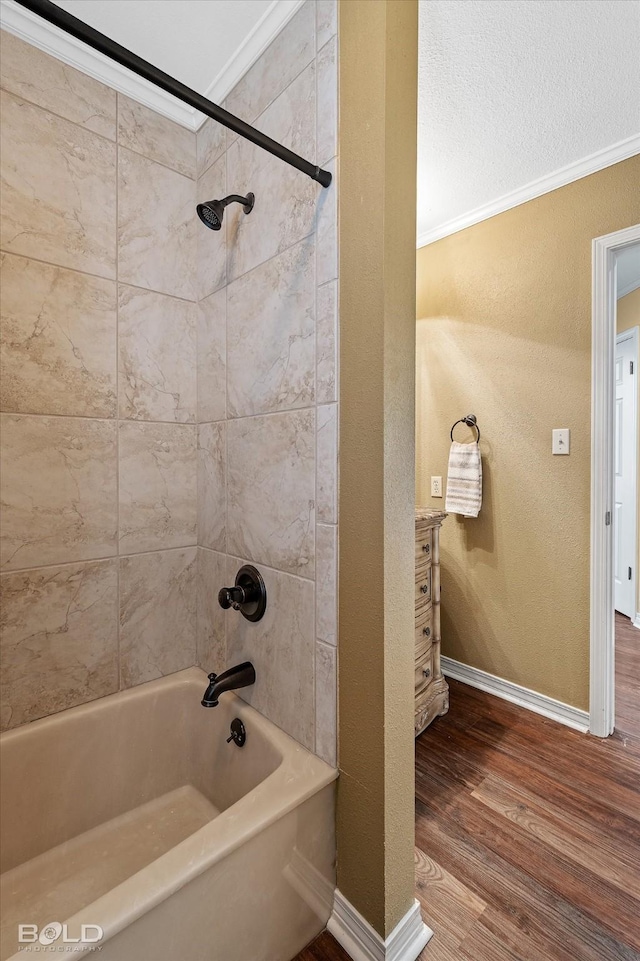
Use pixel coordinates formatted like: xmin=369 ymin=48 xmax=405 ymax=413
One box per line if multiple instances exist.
xmin=52 ymin=0 xmax=275 ymax=93
xmin=418 ymin=0 xmax=640 ymax=242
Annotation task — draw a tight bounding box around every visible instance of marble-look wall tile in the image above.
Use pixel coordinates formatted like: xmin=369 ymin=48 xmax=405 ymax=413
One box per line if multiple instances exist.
xmin=198 ymin=422 xmax=226 ymax=552
xmin=0 ymin=253 xmax=117 ymax=417
xmin=315 ymin=641 xmax=336 ymax=766
xmin=317 ymin=404 xmax=337 ymax=524
xmin=119 ymin=422 xmax=196 ymax=554
xmin=316 ymin=159 xmax=337 ymax=288
xmin=196 ymin=116 xmax=226 ymax=178
xmin=197 ymin=548 xmax=226 ymax=674
xmin=0 ymin=559 xmax=118 ymax=731
xmin=198 ymin=289 xmax=226 ymax=424
xmin=196 ymin=153 xmax=226 ymax=299
xmin=119 ymin=548 xmax=196 ymax=688
xmin=0 ymin=30 xmax=116 ymax=140
xmin=118 ymin=285 xmax=196 ymax=423
xmin=117 ymin=94 xmax=195 ymax=178
xmin=118 ymin=146 xmax=195 ymax=300
xmin=316 ymin=524 xmax=337 ymax=646
xmin=227 ymin=237 xmax=315 ymax=418
xmin=316 ymin=280 xmax=337 ymax=405
xmin=316 ymin=0 xmax=337 ymax=50
xmin=316 ymin=36 xmax=337 ymax=167
xmin=227 ymin=410 xmax=315 ymax=578
xmin=226 ymin=64 xmax=317 ymax=282
xmin=0 ymin=415 xmax=117 ymax=571
xmin=0 ymin=90 xmax=116 ymax=279
xmin=226 ymin=557 xmax=315 ymax=750
xmin=225 ymin=1 xmax=315 ymax=129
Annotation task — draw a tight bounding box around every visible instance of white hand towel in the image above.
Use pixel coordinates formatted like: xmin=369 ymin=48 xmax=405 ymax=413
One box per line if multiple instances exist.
xmin=445 ymin=441 xmax=482 ymax=517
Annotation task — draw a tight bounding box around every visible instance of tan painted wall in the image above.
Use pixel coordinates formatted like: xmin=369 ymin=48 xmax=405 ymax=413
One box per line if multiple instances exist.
xmin=617 ymin=287 xmax=640 ymax=616
xmin=338 ymin=0 xmax=418 ymax=938
xmin=416 ymin=157 xmax=640 ymax=710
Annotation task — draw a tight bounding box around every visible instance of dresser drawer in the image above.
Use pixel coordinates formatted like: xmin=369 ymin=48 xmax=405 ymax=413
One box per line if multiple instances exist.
xmin=415 ymin=566 xmax=432 ymax=614
xmin=415 ymin=529 xmax=432 ymax=579
xmin=415 ymin=645 xmax=434 ymax=694
xmin=415 ymin=608 xmax=433 ymax=650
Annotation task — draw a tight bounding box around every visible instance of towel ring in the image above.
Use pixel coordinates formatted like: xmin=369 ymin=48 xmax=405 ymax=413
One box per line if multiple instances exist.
xmin=450 ymin=414 xmax=480 ymax=444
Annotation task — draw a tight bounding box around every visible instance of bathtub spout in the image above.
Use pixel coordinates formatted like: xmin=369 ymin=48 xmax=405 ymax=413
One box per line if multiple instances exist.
xmin=201 ymin=662 xmax=256 ymax=707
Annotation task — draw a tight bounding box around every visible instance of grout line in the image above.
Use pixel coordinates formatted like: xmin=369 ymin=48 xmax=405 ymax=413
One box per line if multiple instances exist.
xmin=0 ymin=81 xmax=118 ymax=145
xmin=224 ymin=226 xmax=317 ymax=289
xmin=223 ymin=142 xmax=230 ymax=670
xmin=0 ymin=411 xmax=199 ymax=426
xmin=0 ymin=248 xmax=116 ymax=286
xmin=223 ymin=550 xmax=316 ymax=586
xmin=1 ymin=544 xmax=199 ymax=579
xmin=115 ymin=106 xmax=121 ymax=692
xmin=313 ymin=40 xmax=319 ymax=753
xmin=0 ymin=249 xmax=202 ymax=306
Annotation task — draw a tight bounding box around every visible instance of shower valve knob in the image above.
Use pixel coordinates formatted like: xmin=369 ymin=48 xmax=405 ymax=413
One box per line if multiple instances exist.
xmin=218 ymin=586 xmax=245 ymax=610
xmin=217 ymin=566 xmax=267 ymax=622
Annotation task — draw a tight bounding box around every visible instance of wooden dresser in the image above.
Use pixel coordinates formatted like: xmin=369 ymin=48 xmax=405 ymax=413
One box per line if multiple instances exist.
xmin=415 ymin=509 xmax=449 ymax=735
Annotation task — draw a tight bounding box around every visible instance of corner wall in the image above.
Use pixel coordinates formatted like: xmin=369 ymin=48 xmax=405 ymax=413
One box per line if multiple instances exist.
xmin=337 ymin=0 xmax=418 ymax=939
xmin=194 ymin=0 xmax=339 ymax=763
xmin=416 ymin=156 xmax=640 ymax=711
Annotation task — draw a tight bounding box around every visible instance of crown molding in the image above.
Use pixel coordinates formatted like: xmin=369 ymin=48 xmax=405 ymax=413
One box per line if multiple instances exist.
xmin=417 ymin=134 xmax=640 ymax=249
xmin=201 ymin=0 xmax=304 ymax=111
xmin=0 ymin=0 xmax=304 ymax=131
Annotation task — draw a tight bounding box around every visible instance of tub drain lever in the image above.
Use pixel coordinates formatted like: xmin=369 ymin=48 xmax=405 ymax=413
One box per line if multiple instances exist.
xmin=226 ymin=718 xmax=246 ymax=747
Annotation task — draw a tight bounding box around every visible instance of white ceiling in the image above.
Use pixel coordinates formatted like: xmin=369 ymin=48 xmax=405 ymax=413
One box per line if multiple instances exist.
xmin=418 ymin=0 xmax=640 ymax=244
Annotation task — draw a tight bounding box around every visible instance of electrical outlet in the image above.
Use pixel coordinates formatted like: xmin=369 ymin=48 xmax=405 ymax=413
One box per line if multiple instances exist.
xmin=431 ymin=476 xmax=443 ymax=497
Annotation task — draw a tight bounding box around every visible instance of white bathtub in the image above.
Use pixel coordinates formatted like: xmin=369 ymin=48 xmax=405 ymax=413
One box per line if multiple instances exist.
xmin=0 ymin=667 xmax=337 ymax=961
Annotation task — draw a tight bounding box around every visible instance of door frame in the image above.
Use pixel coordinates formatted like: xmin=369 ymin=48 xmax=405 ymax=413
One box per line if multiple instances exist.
xmin=590 ymin=223 xmax=640 ymax=737
xmin=614 ymin=325 xmax=638 ymax=621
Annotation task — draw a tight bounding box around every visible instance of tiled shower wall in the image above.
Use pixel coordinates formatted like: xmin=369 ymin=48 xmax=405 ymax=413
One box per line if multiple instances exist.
xmin=0 ymin=29 xmax=199 ymax=731
xmin=0 ymin=0 xmax=338 ymax=764
xmin=195 ymin=0 xmax=339 ymax=764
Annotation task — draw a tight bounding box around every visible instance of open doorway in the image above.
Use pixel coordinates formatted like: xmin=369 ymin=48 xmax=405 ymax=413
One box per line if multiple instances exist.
xmin=591 ymin=226 xmax=640 ymax=738
xmin=614 ymin=244 xmax=640 ymax=737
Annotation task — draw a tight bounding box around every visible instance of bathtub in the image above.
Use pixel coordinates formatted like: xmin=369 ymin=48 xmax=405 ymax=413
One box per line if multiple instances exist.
xmin=0 ymin=668 xmax=337 ymax=961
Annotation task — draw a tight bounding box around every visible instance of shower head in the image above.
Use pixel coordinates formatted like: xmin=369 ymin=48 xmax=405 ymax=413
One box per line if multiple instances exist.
xmin=196 ymin=192 xmax=255 ymax=230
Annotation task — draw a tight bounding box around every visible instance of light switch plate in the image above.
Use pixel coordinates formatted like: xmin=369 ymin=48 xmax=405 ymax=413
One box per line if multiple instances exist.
xmin=552 ymin=428 xmax=570 ymax=455
xmin=431 ymin=476 xmax=443 ymax=497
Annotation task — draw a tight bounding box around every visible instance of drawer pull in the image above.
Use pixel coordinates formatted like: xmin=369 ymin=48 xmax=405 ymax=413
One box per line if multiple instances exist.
xmin=422 ymin=543 xmax=430 ymax=554
xmin=422 ymin=626 xmax=431 ymax=637
xmin=421 ymin=584 xmax=429 ymax=594
xmin=422 ymin=668 xmax=431 ymax=678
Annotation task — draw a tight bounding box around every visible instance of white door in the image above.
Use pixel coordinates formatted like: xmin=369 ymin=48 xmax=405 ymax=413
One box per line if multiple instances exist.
xmin=614 ymin=328 xmax=638 ymax=617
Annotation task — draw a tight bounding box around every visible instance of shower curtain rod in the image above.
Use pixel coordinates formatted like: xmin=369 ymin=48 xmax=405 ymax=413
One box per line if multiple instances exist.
xmin=13 ymin=0 xmax=332 ymax=188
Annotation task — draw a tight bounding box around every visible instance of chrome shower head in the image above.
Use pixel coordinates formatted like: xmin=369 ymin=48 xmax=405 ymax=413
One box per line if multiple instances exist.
xmin=196 ymin=192 xmax=255 ymax=230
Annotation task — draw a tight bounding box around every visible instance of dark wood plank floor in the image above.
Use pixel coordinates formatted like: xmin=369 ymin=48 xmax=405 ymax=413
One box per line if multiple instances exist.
xmin=295 ymin=617 xmax=640 ymax=961
xmin=616 ymin=611 xmax=640 ymax=739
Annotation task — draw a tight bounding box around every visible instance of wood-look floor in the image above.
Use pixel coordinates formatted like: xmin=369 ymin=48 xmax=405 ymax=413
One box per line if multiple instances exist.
xmin=295 ymin=616 xmax=640 ymax=961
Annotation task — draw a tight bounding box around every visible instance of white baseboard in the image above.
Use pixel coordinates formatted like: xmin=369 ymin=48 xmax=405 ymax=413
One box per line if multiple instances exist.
xmin=441 ymin=657 xmax=589 ymax=733
xmin=328 ymin=892 xmax=432 ymax=961
xmin=633 ymin=612 xmax=640 ymax=630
